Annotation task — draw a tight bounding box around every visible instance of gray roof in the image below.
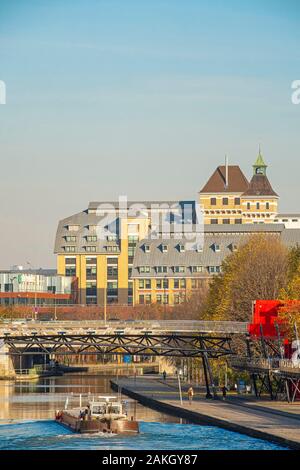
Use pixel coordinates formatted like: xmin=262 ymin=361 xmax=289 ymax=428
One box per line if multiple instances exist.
xmin=132 ymin=225 xmax=300 ymax=279
xmin=276 ymin=214 xmax=300 ymax=218
xmin=0 ymin=269 xmax=58 ymax=276
xmin=88 ymin=200 xmax=195 ymax=210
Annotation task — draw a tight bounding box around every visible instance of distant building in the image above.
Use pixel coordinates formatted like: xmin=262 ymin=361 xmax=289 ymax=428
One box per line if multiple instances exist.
xmin=199 ymin=151 xmax=279 ymax=224
xmin=0 ymin=268 xmax=74 ymax=306
xmin=132 ymin=224 xmax=300 ymax=306
xmin=274 ymin=214 xmax=300 ymax=229
xmin=53 ymin=150 xmax=299 ymax=307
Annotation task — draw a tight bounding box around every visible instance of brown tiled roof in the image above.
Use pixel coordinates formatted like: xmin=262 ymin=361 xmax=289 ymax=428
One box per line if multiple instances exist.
xmin=242 ymin=174 xmax=278 ymax=197
xmin=199 ymin=165 xmax=249 ymax=193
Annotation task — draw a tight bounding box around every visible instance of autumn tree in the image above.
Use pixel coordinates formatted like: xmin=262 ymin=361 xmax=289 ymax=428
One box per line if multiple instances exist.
xmin=202 ymin=235 xmax=288 ymax=322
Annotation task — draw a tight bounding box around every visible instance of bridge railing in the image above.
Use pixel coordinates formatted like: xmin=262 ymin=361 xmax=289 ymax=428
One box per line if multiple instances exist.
xmin=0 ymin=319 xmax=249 ymax=334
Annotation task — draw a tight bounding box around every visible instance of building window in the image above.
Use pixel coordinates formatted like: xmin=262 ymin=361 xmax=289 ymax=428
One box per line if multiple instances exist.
xmin=107 ymin=281 xmax=118 ymax=296
xmin=86 ymin=235 xmax=97 ymax=242
xmin=156 ymin=279 xmax=168 ymax=289
xmin=139 ymin=279 xmax=151 ymax=289
xmin=222 ymin=197 xmax=228 ymax=205
xmin=213 ymin=243 xmax=220 ymax=252
xmin=222 ymin=219 xmax=230 ymax=224
xmin=173 ymin=266 xmax=185 ymax=273
xmin=106 ymin=245 xmax=118 ymax=252
xmin=247 ymin=202 xmax=251 ymax=210
xmin=210 ymin=198 xmax=217 ymax=205
xmin=145 ymin=294 xmax=151 ymax=304
xmin=65 ymin=266 xmax=76 ymax=276
xmin=65 ymin=246 xmax=76 ymax=252
xmin=191 ymin=266 xmax=203 ymax=273
xmin=174 ymin=279 xmax=186 ymax=289
xmin=85 ymin=246 xmax=96 ymax=252
xmin=67 ymin=225 xmax=79 ymax=231
xmin=163 ymin=294 xmax=169 ymax=304
xmin=266 ymin=202 xmax=270 ymax=210
xmin=107 ymin=266 xmax=118 ymax=278
xmin=86 ymin=266 xmax=97 ymax=280
xmin=234 ymin=198 xmax=240 ymax=205
xmin=139 ymin=295 xmax=144 ymax=305
xmin=161 ymin=244 xmax=168 ymax=253
xmin=178 ymin=244 xmax=185 ymax=253
xmin=208 ymin=266 xmax=221 ymax=274
xmin=144 ymin=244 xmax=150 ymax=253
xmin=156 ymin=294 xmax=162 ymax=304
xmin=65 ymin=236 xmax=76 ymax=242
xmin=211 ymin=219 xmax=218 ymax=224
xmin=107 ymin=234 xmax=117 ymax=242
xmin=256 ymin=202 xmax=260 ymax=210
xmin=156 ymin=266 xmax=168 ymax=274
xmin=139 ymin=266 xmax=150 ymax=273
xmin=86 ymin=282 xmax=97 ymax=296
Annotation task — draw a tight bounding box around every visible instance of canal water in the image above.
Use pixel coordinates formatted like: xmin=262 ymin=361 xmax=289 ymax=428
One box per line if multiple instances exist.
xmin=0 ymin=371 xmax=287 ymax=450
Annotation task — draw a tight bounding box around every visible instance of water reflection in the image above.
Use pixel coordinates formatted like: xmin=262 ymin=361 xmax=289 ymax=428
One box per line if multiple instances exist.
xmin=0 ymin=371 xmax=180 ymax=423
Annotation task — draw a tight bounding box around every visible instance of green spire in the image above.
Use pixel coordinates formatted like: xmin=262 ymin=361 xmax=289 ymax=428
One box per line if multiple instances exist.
xmin=253 ymin=146 xmax=267 ymax=175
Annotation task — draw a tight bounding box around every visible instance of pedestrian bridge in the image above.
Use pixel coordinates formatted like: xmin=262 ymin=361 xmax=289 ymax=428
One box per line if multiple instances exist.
xmin=0 ymin=319 xmax=249 ymax=336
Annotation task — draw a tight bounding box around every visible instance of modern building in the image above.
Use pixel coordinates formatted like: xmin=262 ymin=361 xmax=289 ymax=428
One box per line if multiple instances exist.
xmin=0 ymin=268 xmax=74 ymax=306
xmin=199 ymin=151 xmax=279 ymax=224
xmin=54 ymin=200 xmax=195 ymax=306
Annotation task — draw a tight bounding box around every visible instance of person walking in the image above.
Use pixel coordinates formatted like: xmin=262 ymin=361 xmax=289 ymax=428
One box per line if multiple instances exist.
xmin=163 ymin=370 xmax=167 ymax=381
xmin=187 ymin=386 xmax=194 ymax=405
xmin=221 ymin=385 xmax=228 ymax=400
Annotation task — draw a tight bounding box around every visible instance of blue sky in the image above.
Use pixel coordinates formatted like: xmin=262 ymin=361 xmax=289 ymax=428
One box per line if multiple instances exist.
xmin=0 ymin=0 xmax=300 ymax=267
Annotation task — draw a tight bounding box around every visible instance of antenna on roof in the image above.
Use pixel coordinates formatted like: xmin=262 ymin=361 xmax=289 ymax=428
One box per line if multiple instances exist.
xmin=225 ymin=155 xmax=229 ymax=190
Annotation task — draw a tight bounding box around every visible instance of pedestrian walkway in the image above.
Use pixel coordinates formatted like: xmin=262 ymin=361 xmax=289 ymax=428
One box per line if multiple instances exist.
xmin=111 ymin=376 xmax=300 ymax=449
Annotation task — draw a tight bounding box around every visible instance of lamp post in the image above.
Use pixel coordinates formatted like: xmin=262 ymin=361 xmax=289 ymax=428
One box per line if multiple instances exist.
xmin=177 ymin=368 xmax=183 ymax=405
xmin=8 ymin=276 xmax=17 ymax=308
xmin=27 ymin=262 xmax=37 ymax=321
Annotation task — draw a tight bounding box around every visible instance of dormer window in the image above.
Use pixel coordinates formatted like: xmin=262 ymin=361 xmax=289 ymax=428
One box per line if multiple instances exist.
xmin=67 ymin=225 xmax=80 ymax=231
xmin=191 ymin=266 xmax=203 ymax=273
xmin=65 ymin=236 xmax=76 ymax=242
xmin=139 ymin=266 xmax=150 ymax=274
xmin=144 ymin=244 xmax=150 ymax=253
xmin=230 ymin=243 xmax=238 ymax=252
xmin=107 ymin=234 xmax=117 ymax=242
xmin=178 ymin=244 xmax=185 ymax=253
xmin=64 ymin=246 xmax=76 ymax=253
xmin=87 ymin=235 xmax=97 ymax=242
xmin=156 ymin=266 xmax=168 ymax=274
xmin=196 ymin=244 xmax=203 ymax=253
xmin=174 ymin=266 xmax=185 ymax=273
xmin=161 ymin=244 xmax=168 ymax=253
xmin=85 ymin=246 xmax=96 ymax=252
xmin=212 ymin=243 xmax=220 ymax=252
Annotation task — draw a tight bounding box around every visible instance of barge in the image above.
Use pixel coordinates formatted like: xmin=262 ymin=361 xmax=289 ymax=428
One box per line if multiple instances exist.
xmin=55 ymin=395 xmax=139 ymax=434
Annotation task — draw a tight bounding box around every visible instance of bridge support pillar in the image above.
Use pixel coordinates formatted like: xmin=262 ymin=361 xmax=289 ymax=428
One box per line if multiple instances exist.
xmin=0 ymin=342 xmax=16 ymax=379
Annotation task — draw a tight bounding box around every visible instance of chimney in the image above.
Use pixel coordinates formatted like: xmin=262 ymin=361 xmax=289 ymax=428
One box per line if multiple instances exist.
xmin=225 ymin=155 xmax=229 ymax=190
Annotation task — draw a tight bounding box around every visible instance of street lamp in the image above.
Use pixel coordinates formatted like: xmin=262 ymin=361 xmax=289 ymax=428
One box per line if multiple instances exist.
xmin=27 ymin=261 xmax=37 ymax=321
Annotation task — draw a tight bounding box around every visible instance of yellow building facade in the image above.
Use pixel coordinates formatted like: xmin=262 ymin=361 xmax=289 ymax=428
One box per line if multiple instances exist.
xmin=199 ymin=152 xmax=279 ymax=225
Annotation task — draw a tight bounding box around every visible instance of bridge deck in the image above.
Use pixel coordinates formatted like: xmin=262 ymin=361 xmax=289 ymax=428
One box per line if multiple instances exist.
xmin=0 ymin=320 xmax=248 ymax=335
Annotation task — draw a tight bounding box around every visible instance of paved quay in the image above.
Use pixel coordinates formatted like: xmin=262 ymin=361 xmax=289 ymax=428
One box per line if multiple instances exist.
xmin=111 ymin=376 xmax=300 ymax=449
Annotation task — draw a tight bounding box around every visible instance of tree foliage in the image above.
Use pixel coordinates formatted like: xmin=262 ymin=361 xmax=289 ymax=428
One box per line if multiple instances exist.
xmin=202 ymin=235 xmax=288 ymax=322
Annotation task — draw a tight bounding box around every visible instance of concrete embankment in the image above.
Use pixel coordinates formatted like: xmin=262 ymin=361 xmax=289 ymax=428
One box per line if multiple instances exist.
xmin=111 ymin=376 xmax=300 ymax=450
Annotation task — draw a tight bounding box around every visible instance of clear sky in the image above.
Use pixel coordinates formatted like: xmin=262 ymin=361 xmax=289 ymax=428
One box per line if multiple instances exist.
xmin=0 ymin=0 xmax=300 ymax=268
